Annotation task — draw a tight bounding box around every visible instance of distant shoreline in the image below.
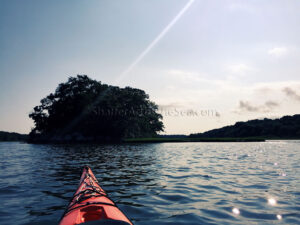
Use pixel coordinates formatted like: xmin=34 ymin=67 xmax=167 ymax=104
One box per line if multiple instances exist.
xmin=124 ymin=137 xmax=266 ymax=143
xmin=2 ymin=131 xmax=300 ymax=143
xmin=2 ymin=138 xmax=300 ymax=143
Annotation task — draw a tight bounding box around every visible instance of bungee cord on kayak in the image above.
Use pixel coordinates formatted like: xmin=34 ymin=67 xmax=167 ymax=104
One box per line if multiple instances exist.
xmin=59 ymin=166 xmax=133 ymax=225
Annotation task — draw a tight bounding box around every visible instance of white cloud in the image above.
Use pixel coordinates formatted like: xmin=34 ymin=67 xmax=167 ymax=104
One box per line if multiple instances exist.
xmin=166 ymin=69 xmax=238 ymax=91
xmin=157 ymin=70 xmax=300 ymax=133
xmin=167 ymin=69 xmax=205 ymax=82
xmin=227 ymin=63 xmax=252 ymax=75
xmin=164 ymin=69 xmax=300 ymax=106
xmin=162 ymin=70 xmax=300 ymax=112
xmin=268 ymin=47 xmax=287 ymax=57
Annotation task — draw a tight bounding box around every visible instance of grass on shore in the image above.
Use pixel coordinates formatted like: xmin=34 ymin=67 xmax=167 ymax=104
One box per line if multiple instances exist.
xmin=124 ymin=137 xmax=266 ymax=143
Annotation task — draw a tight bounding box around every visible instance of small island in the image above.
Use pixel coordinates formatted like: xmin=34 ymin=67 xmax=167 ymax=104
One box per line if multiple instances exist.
xmin=28 ymin=75 xmax=164 ymax=143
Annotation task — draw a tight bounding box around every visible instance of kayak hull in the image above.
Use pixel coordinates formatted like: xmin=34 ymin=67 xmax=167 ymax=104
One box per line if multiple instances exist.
xmin=59 ymin=166 xmax=132 ymax=225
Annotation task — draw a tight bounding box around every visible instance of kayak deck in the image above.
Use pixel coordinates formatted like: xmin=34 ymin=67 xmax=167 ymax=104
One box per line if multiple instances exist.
xmin=59 ymin=166 xmax=132 ymax=225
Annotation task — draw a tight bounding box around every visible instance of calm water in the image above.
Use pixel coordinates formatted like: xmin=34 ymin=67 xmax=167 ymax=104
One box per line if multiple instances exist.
xmin=0 ymin=141 xmax=300 ymax=225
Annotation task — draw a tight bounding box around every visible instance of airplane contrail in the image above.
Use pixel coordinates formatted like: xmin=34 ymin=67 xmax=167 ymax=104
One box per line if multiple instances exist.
xmin=114 ymin=0 xmax=195 ymax=85
xmin=56 ymin=0 xmax=195 ymax=136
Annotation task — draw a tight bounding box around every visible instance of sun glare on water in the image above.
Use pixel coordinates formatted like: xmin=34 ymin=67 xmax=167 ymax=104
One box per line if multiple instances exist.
xmin=277 ymin=214 xmax=282 ymax=220
xmin=232 ymin=207 xmax=240 ymax=215
xmin=268 ymin=198 xmax=277 ymax=206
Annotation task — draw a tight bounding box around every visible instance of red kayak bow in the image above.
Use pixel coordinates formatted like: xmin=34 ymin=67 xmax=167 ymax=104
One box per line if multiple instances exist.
xmin=59 ymin=166 xmax=133 ymax=225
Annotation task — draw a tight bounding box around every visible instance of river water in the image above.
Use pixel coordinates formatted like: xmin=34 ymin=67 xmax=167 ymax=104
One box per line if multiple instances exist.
xmin=0 ymin=141 xmax=299 ymax=225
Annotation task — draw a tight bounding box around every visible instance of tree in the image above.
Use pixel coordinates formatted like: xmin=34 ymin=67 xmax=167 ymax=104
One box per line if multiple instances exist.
xmin=189 ymin=114 xmax=300 ymax=139
xmin=29 ymin=75 xmax=164 ymax=142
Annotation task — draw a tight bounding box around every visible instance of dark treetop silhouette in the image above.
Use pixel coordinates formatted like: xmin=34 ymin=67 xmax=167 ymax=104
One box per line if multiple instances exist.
xmin=0 ymin=131 xmax=28 ymax=142
xmin=190 ymin=114 xmax=300 ymax=139
xmin=29 ymin=75 xmax=164 ymax=143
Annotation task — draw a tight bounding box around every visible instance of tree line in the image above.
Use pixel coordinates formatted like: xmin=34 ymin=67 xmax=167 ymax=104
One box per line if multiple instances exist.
xmin=190 ymin=114 xmax=300 ymax=139
xmin=0 ymin=131 xmax=27 ymax=142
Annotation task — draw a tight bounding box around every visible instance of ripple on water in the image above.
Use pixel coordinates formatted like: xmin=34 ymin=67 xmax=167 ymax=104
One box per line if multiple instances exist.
xmin=0 ymin=142 xmax=300 ymax=225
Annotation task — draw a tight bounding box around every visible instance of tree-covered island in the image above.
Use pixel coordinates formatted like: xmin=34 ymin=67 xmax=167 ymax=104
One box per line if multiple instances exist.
xmin=28 ymin=75 xmax=164 ymax=143
xmin=1 ymin=74 xmax=298 ymax=143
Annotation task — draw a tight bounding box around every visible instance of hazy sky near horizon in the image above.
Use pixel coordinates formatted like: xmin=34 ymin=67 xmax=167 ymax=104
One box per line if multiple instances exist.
xmin=1 ymin=0 xmax=300 ymax=134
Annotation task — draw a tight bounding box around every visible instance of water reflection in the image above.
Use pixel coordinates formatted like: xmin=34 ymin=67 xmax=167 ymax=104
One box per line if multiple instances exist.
xmin=268 ymin=197 xmax=277 ymax=206
xmin=277 ymin=214 xmax=282 ymax=220
xmin=0 ymin=141 xmax=300 ymax=224
xmin=232 ymin=207 xmax=240 ymax=215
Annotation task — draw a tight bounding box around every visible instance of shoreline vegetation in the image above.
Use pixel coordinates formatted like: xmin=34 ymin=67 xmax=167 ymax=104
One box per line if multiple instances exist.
xmin=1 ymin=131 xmax=300 ymax=143
xmin=124 ymin=137 xmax=266 ymax=143
xmin=0 ymin=131 xmax=28 ymax=142
xmin=1 ymin=75 xmax=299 ymax=144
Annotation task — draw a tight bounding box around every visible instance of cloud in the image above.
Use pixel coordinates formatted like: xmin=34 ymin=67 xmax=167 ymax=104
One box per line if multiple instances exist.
xmin=237 ymin=100 xmax=279 ymax=113
xmin=158 ymin=102 xmax=183 ymax=109
xmin=227 ymin=3 xmax=255 ymax=13
xmin=238 ymin=101 xmax=259 ymax=112
xmin=227 ymin=63 xmax=252 ymax=75
xmin=166 ymin=69 xmax=234 ymax=89
xmin=164 ymin=69 xmax=300 ymax=114
xmin=283 ymin=87 xmax=300 ymax=101
xmin=167 ymin=69 xmax=205 ymax=82
xmin=253 ymin=81 xmax=300 ymax=94
xmin=265 ymin=100 xmax=279 ymax=108
xmin=268 ymin=47 xmax=287 ymax=57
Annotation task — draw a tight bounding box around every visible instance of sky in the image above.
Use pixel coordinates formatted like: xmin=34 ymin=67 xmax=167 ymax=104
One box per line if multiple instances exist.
xmin=0 ymin=0 xmax=300 ymax=135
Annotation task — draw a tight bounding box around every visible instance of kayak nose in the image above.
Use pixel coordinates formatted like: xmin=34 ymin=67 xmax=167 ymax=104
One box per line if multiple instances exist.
xmin=83 ymin=165 xmax=91 ymax=171
xmin=80 ymin=206 xmax=107 ymax=223
xmin=59 ymin=166 xmax=133 ymax=225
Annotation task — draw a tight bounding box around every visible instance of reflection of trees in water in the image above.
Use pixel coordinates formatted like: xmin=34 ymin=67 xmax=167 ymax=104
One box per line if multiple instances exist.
xmin=9 ymin=142 xmax=300 ymax=224
xmin=45 ymin=144 xmax=161 ymax=190
xmin=28 ymin=144 xmax=162 ymax=219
